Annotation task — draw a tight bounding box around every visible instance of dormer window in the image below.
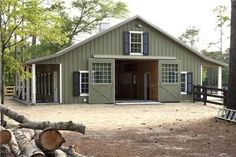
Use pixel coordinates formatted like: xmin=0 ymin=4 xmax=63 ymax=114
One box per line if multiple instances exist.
xmin=124 ymin=31 xmax=149 ymax=56
xmin=130 ymin=31 xmax=143 ymax=54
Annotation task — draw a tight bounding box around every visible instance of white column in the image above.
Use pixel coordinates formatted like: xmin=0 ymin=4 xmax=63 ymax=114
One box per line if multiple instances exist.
xmin=31 ymin=64 xmax=36 ymax=104
xmin=21 ymin=78 xmax=25 ymax=100
xmin=200 ymin=65 xmax=203 ymax=85
xmin=218 ymin=66 xmax=222 ymax=95
xmin=26 ymin=66 xmax=30 ymax=102
xmin=59 ymin=63 xmax=62 ymax=103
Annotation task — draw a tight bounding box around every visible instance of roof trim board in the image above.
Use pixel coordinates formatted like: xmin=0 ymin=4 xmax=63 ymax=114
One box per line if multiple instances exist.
xmin=25 ymin=15 xmax=227 ymax=67
xmin=93 ymin=54 xmax=177 ymax=60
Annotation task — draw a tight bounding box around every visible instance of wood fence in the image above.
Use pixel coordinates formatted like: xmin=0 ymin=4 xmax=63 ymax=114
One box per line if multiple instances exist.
xmin=193 ymin=85 xmax=227 ymax=106
xmin=5 ymin=86 xmax=15 ymax=96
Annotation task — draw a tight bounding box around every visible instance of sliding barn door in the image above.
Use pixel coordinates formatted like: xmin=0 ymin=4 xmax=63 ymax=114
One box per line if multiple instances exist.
xmin=89 ymin=58 xmax=115 ymax=104
xmin=158 ymin=60 xmax=181 ymax=102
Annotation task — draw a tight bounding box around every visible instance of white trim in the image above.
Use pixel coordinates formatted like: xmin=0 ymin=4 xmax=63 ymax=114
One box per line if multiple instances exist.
xmin=181 ymin=71 xmax=188 ymax=95
xmin=129 ymin=31 xmax=143 ymax=54
xmin=31 ymin=64 xmax=36 ymax=104
xmin=59 ymin=63 xmax=62 ymax=103
xmin=79 ymin=71 xmax=89 ymax=96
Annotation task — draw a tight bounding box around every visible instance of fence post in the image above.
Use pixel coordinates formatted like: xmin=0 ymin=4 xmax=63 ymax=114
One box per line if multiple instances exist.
xmin=197 ymin=85 xmax=201 ymax=100
xmin=203 ymin=86 xmax=207 ymax=105
xmin=223 ymin=89 xmax=227 ymax=107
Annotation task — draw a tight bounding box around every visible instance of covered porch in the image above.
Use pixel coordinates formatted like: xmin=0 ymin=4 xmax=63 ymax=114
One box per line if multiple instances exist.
xmin=15 ymin=63 xmax=62 ymax=104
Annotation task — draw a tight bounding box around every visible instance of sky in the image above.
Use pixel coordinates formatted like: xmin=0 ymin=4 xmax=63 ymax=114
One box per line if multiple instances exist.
xmin=118 ymin=0 xmax=231 ymax=51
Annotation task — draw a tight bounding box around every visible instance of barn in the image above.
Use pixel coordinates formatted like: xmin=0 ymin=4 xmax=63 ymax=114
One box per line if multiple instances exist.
xmin=16 ymin=15 xmax=226 ymax=104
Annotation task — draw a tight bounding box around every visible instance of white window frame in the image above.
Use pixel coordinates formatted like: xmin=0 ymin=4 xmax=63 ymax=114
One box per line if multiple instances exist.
xmin=129 ymin=31 xmax=143 ymax=55
xmin=92 ymin=63 xmax=112 ymax=84
xmin=181 ymin=71 xmax=188 ymax=95
xmin=80 ymin=71 xmax=89 ymax=96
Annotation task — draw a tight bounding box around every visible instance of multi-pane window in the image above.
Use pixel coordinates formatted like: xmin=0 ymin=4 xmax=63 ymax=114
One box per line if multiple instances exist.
xmin=181 ymin=72 xmax=187 ymax=94
xmin=161 ymin=64 xmax=178 ymax=83
xmin=92 ymin=63 xmax=111 ymax=83
xmin=80 ymin=71 xmax=89 ymax=95
xmin=130 ymin=31 xmax=143 ymax=54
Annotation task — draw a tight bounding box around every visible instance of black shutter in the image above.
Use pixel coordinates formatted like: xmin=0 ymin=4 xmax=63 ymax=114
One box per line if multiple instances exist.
xmin=143 ymin=32 xmax=149 ymax=55
xmin=73 ymin=72 xmax=80 ymax=96
xmin=123 ymin=31 xmax=130 ymax=55
xmin=187 ymin=72 xmax=193 ymax=94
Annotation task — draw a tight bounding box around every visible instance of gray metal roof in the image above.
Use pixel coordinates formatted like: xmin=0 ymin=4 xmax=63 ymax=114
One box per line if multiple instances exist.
xmin=25 ymin=15 xmax=227 ymax=67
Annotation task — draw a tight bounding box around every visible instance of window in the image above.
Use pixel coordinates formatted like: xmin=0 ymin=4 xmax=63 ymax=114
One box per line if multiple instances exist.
xmin=130 ymin=31 xmax=143 ymax=54
xmin=181 ymin=72 xmax=187 ymax=94
xmin=80 ymin=71 xmax=89 ymax=96
xmin=161 ymin=64 xmax=178 ymax=83
xmin=92 ymin=63 xmax=111 ymax=83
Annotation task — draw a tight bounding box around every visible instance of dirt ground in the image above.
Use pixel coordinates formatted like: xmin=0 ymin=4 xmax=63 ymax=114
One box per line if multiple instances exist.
xmin=4 ymin=99 xmax=236 ymax=157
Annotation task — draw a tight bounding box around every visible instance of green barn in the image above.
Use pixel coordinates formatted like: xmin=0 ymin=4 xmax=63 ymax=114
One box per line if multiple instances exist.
xmin=16 ymin=15 xmax=226 ymax=104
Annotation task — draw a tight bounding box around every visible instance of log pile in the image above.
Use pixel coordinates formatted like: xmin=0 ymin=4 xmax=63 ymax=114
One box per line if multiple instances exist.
xmin=0 ymin=104 xmax=89 ymax=157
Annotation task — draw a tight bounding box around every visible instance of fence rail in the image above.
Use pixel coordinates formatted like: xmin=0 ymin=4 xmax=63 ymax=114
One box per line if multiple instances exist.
xmin=5 ymin=86 xmax=15 ymax=97
xmin=193 ymin=85 xmax=227 ymax=106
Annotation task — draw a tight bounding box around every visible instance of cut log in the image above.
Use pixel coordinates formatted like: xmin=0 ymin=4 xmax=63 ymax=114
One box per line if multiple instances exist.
xmin=60 ymin=145 xmax=88 ymax=157
xmin=54 ymin=149 xmax=67 ymax=157
xmin=0 ymin=126 xmax=12 ymax=144
xmin=8 ymin=129 xmax=21 ymax=156
xmin=46 ymin=149 xmax=67 ymax=157
xmin=20 ymin=121 xmax=85 ymax=134
xmin=35 ymin=128 xmax=65 ymax=152
xmin=12 ymin=129 xmax=45 ymax=157
xmin=0 ymin=104 xmax=85 ymax=134
xmin=0 ymin=145 xmax=15 ymax=157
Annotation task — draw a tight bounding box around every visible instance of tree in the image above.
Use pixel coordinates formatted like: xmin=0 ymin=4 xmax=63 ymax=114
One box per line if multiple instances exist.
xmin=227 ymin=0 xmax=236 ymax=109
xmin=178 ymin=26 xmax=200 ymax=49
xmin=27 ymin=0 xmax=128 ymax=58
xmin=0 ymin=0 xmax=66 ymax=124
xmin=210 ymin=6 xmax=230 ymax=53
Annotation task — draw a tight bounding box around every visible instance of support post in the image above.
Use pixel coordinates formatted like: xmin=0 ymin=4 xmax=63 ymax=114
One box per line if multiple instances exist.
xmin=31 ymin=64 xmax=36 ymax=104
xmin=59 ymin=64 xmax=62 ymax=103
xmin=200 ymin=65 xmax=203 ymax=86
xmin=26 ymin=66 xmax=30 ymax=102
xmin=218 ymin=66 xmax=222 ymax=95
xmin=21 ymin=77 xmax=25 ymax=100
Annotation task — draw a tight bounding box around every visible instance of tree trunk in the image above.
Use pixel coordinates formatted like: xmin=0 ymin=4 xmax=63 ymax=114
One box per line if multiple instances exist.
xmin=1 ymin=46 xmax=5 ymax=125
xmin=0 ymin=104 xmax=86 ymax=134
xmin=227 ymin=0 xmax=236 ymax=109
xmin=0 ymin=126 xmax=12 ymax=144
xmin=35 ymin=128 xmax=65 ymax=152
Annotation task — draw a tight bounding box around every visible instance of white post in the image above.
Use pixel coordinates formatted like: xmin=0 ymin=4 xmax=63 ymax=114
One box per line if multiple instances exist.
xmin=26 ymin=66 xmax=30 ymax=102
xmin=218 ymin=66 xmax=222 ymax=95
xmin=31 ymin=64 xmax=36 ymax=104
xmin=21 ymin=77 xmax=25 ymax=100
xmin=59 ymin=63 xmax=62 ymax=103
xmin=200 ymin=65 xmax=203 ymax=86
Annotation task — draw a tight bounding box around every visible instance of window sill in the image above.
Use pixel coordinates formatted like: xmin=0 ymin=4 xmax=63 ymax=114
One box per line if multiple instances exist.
xmin=130 ymin=53 xmax=143 ymax=56
xmin=181 ymin=92 xmax=187 ymax=95
xmin=80 ymin=93 xmax=89 ymax=96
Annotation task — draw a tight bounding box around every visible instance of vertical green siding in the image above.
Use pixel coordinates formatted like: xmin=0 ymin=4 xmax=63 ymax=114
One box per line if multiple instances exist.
xmin=37 ymin=18 xmax=219 ymax=103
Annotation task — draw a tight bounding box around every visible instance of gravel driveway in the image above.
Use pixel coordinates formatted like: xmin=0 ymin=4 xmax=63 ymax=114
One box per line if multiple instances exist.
xmin=4 ymin=98 xmax=236 ymax=157
xmin=5 ymin=99 xmax=218 ymax=130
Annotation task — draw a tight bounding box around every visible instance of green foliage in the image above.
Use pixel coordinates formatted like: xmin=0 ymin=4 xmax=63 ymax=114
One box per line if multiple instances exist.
xmin=0 ymin=0 xmax=67 ymax=77
xmin=178 ymin=26 xmax=200 ymax=49
xmin=27 ymin=0 xmax=129 ymax=58
xmin=210 ymin=5 xmax=230 ymax=52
